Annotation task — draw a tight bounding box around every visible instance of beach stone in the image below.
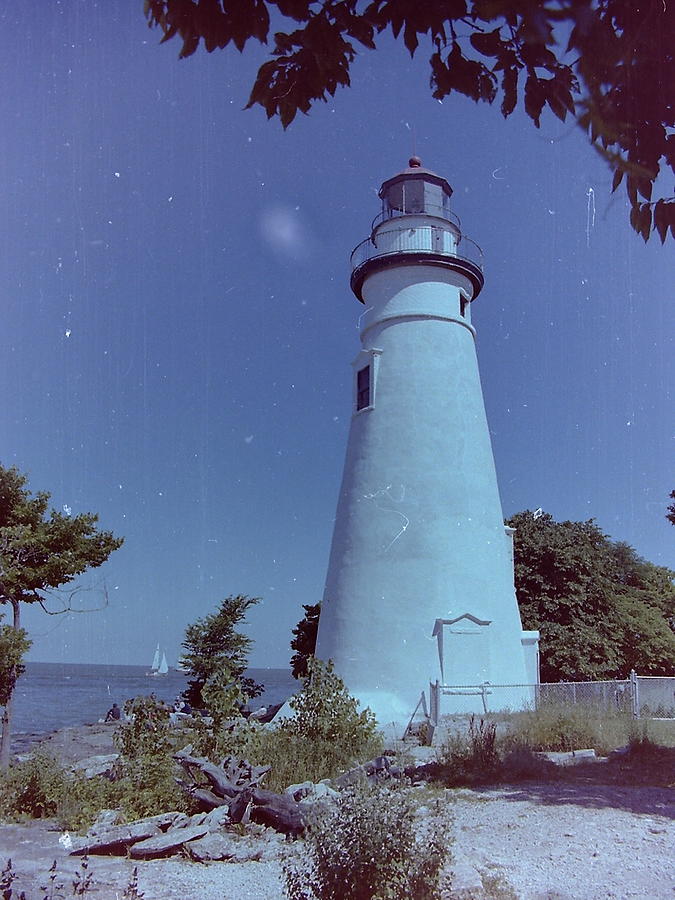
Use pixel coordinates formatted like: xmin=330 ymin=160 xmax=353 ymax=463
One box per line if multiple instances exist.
xmin=297 ymin=783 xmax=339 ymax=806
xmin=89 ymin=809 xmax=123 ymax=834
xmin=72 ymin=821 xmax=162 ymax=855
xmin=71 ymin=753 xmax=118 ymax=778
xmin=284 ymin=781 xmax=314 ymax=801
xmin=202 ymin=804 xmax=232 ymax=830
xmin=131 ymin=811 xmax=188 ymax=831
xmin=129 ymin=823 xmax=210 ymax=859
xmin=185 ymin=832 xmax=264 ymax=863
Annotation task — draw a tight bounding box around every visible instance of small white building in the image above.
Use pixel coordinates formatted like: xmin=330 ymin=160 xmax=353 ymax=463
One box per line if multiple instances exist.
xmin=314 ymin=159 xmax=538 ymax=730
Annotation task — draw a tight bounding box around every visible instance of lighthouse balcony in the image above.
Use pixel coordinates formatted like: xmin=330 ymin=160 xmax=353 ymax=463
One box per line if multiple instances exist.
xmin=350 ymin=222 xmax=484 ymax=303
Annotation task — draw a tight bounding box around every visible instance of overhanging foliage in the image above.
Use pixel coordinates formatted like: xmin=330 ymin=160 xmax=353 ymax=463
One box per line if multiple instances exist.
xmin=145 ymin=0 xmax=674 ymax=242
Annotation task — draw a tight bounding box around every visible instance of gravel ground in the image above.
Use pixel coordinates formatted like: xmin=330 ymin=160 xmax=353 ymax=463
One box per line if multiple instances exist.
xmin=3 ymin=725 xmax=673 ymax=899
xmin=1 ymin=781 xmax=673 ymax=899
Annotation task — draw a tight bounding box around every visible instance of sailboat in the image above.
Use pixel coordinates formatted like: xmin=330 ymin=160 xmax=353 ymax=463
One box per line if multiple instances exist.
xmin=147 ymin=645 xmax=169 ymax=676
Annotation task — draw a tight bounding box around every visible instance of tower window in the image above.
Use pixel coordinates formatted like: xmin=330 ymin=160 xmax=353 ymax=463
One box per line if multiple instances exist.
xmin=356 ymin=365 xmax=371 ymax=410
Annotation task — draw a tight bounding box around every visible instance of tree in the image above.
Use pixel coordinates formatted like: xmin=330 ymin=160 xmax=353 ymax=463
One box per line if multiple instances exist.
xmin=667 ymin=490 xmax=675 ymax=526
xmin=290 ymin=602 xmax=320 ymax=679
xmin=507 ymin=510 xmax=675 ymax=682
xmin=0 ymin=465 xmax=123 ymax=766
xmin=144 ymin=0 xmax=675 ymax=243
xmin=180 ymin=594 xmax=264 ymax=709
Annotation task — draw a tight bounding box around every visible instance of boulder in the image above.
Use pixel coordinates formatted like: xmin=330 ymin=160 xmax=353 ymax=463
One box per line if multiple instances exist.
xmin=298 ymin=782 xmax=339 ymax=806
xmin=71 ymin=821 xmax=162 ymax=856
xmin=71 ymin=754 xmax=119 ymax=779
xmin=202 ymin=805 xmax=232 ymax=830
xmin=88 ymin=809 xmax=123 ymax=834
xmin=285 ymin=781 xmax=339 ymax=805
xmin=184 ymin=832 xmax=263 ymax=863
xmin=129 ymin=824 xmax=210 ymax=859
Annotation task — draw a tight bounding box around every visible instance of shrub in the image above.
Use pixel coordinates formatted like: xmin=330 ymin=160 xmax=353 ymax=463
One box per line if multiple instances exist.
xmin=190 ymin=659 xmax=384 ymax=792
xmin=284 ymin=782 xmax=450 ymax=900
xmin=262 ymin=659 xmax=382 ymax=790
xmin=0 ymin=751 xmax=119 ymax=832
xmin=113 ymin=696 xmax=189 ymax=819
xmin=0 ymin=750 xmax=69 ymax=820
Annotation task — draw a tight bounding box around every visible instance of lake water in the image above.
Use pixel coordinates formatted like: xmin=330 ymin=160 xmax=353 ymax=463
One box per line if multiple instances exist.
xmin=10 ymin=662 xmax=297 ymax=751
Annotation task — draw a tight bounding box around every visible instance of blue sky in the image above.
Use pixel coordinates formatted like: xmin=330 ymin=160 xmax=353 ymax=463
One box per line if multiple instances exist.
xmin=1 ymin=3 xmax=673 ymax=668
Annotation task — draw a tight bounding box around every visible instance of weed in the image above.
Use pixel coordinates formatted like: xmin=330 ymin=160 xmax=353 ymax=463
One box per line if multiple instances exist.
xmin=1 ymin=858 xmax=19 ymax=900
xmin=284 ymin=781 xmax=451 ymax=900
xmin=192 ymin=659 xmax=384 ymax=792
xmin=500 ymin=704 xmax=630 ymax=755
xmin=479 ymin=869 xmax=519 ymax=899
xmin=70 ymin=856 xmax=92 ymax=896
xmin=437 ymin=718 xmax=501 ymax=784
xmin=121 ymin=868 xmax=145 ymax=900
xmin=39 ymin=861 xmax=63 ymax=900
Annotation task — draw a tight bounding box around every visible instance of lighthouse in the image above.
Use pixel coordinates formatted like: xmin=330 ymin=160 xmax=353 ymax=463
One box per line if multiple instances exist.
xmin=314 ymin=158 xmax=538 ymax=729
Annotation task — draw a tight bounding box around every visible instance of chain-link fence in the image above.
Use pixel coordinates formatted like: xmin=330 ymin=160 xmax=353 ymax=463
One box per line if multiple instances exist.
xmin=634 ymin=675 xmax=675 ymax=718
xmin=428 ymin=672 xmax=675 ymax=723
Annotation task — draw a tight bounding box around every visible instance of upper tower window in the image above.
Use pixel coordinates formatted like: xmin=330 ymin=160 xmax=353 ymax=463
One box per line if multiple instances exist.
xmin=356 ymin=365 xmax=371 ymax=410
xmin=379 ymin=157 xmax=454 ymax=221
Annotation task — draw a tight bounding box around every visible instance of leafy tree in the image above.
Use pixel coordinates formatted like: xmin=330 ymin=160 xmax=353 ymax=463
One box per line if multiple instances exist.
xmin=145 ymin=0 xmax=675 ymax=242
xmin=290 ymin=602 xmax=321 ymax=679
xmin=0 ymin=465 xmax=123 ymax=767
xmin=180 ymin=594 xmax=264 ymax=709
xmin=507 ymin=510 xmax=675 ymax=682
xmin=667 ymin=490 xmax=675 ymax=526
xmin=0 ymin=614 xmax=31 ymax=708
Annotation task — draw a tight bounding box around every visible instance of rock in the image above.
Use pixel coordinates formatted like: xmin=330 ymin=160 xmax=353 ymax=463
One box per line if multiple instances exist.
xmin=71 ymin=753 xmax=119 ymax=778
xmin=89 ymin=809 xmax=123 ymax=834
xmin=202 ymin=805 xmax=232 ymax=830
xmin=72 ymin=821 xmax=162 ymax=855
xmin=131 ymin=811 xmax=188 ymax=832
xmin=285 ymin=780 xmax=339 ymax=805
xmin=129 ymin=824 xmax=210 ymax=859
xmin=175 ymin=812 xmax=207 ymax=829
xmin=536 ymin=749 xmax=598 ymax=766
xmin=185 ymin=832 xmax=264 ymax=863
xmin=298 ymin=783 xmax=339 ymax=806
xmin=284 ymin=781 xmax=314 ymax=801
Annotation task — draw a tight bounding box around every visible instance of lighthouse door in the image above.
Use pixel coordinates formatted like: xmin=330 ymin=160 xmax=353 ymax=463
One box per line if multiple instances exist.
xmin=433 ymin=615 xmax=492 ymax=685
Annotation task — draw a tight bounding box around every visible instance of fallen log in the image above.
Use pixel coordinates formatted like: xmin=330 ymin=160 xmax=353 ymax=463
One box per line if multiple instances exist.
xmin=174 ymin=749 xmax=269 ymax=798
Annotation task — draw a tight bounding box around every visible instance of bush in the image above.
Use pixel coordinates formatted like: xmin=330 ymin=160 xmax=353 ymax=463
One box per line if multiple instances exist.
xmin=260 ymin=659 xmax=382 ymax=791
xmin=284 ymin=782 xmax=451 ymax=900
xmin=190 ymin=659 xmax=384 ymax=792
xmin=113 ymin=696 xmax=189 ymax=819
xmin=0 ymin=751 xmax=118 ymax=832
xmin=0 ymin=751 xmax=68 ymax=820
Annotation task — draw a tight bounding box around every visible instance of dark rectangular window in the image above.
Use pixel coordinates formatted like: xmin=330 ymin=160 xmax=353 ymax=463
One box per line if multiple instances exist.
xmin=356 ymin=365 xmax=370 ymax=410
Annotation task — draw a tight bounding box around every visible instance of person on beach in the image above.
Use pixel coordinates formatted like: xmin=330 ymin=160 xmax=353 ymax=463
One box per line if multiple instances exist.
xmin=104 ymin=702 xmax=121 ymax=722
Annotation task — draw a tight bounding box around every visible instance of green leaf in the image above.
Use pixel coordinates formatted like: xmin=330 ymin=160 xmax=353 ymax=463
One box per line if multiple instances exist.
xmin=524 ymin=73 xmax=545 ymax=127
xmin=611 ymin=167 xmax=623 ymax=193
xmin=469 ymin=27 xmax=503 ymax=57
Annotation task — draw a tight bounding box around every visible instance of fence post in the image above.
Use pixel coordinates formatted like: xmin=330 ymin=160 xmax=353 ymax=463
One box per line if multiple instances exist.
xmin=430 ymin=680 xmax=439 ymax=727
xmin=629 ymin=669 xmax=639 ymax=719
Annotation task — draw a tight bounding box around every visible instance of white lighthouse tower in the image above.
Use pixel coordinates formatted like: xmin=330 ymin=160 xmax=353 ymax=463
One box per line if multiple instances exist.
xmin=314 ymin=158 xmax=538 ymax=730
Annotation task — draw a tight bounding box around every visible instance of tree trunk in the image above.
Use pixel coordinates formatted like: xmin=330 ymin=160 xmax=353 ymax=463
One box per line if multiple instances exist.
xmin=0 ymin=599 xmax=21 ymax=768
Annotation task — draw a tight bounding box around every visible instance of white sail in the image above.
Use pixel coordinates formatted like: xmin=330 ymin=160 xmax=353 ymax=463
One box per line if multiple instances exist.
xmin=151 ymin=644 xmax=160 ymax=671
xmin=158 ymin=652 xmax=169 ymax=675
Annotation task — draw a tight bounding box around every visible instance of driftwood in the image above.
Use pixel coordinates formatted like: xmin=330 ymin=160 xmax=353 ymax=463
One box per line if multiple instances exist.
xmin=173 ymin=749 xmax=305 ymax=835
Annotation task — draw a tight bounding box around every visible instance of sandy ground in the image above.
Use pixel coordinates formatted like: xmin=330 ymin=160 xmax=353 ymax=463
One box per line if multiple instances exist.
xmin=1 ymin=726 xmax=673 ymax=899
